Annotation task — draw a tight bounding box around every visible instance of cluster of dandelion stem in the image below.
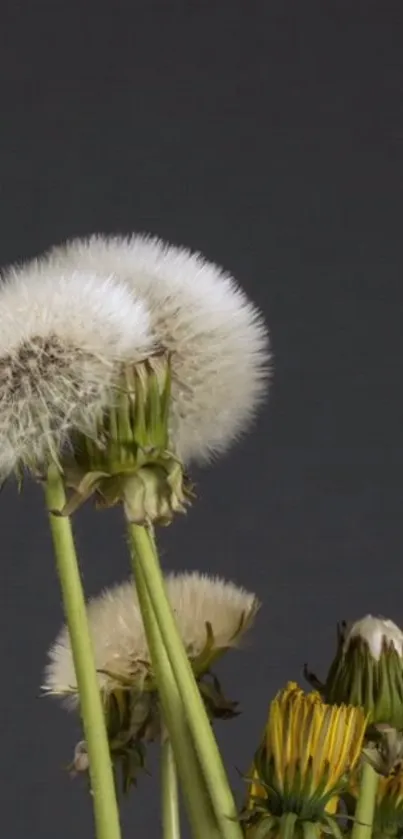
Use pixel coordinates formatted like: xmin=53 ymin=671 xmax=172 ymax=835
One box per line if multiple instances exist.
xmin=7 ymin=332 xmax=397 ymax=839
xmin=0 ymin=232 xmax=271 ymax=839
xmin=42 ymin=354 xmax=246 ymax=839
xmin=40 ymin=352 xmax=403 ymax=839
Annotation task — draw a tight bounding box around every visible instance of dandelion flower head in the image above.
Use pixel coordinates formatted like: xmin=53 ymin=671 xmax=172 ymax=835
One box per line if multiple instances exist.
xmin=0 ymin=258 xmax=153 ymax=477
xmin=44 ymin=233 xmax=270 ymax=464
xmin=44 ymin=571 xmax=260 ymax=705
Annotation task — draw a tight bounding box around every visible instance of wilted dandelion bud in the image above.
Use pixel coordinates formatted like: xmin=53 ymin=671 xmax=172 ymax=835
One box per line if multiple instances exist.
xmin=241 ymin=682 xmax=366 ymax=839
xmin=44 ymin=233 xmax=270 ymax=465
xmin=43 ymin=572 xmax=259 ymax=790
xmin=306 ymin=616 xmax=403 ymax=730
xmin=0 ymin=260 xmax=153 ymax=481
xmin=362 ymin=723 xmax=403 ymax=777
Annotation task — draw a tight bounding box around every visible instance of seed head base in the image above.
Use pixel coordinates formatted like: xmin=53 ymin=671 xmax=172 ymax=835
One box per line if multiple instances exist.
xmin=66 ymin=622 xmax=240 ymax=792
xmin=59 ymin=352 xmax=194 ymax=524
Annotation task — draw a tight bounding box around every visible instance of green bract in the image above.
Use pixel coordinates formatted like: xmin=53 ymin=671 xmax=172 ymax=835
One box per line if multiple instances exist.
xmin=61 ymin=352 xmax=194 ymax=524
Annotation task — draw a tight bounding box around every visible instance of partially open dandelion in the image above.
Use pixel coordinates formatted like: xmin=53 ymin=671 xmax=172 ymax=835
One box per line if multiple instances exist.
xmin=43 ymin=233 xmax=270 ymax=465
xmin=241 ymin=682 xmax=367 ymax=839
xmin=305 ymin=615 xmax=403 ymax=730
xmin=43 ymin=572 xmax=260 ymax=789
xmin=0 ymin=259 xmax=153 ymax=480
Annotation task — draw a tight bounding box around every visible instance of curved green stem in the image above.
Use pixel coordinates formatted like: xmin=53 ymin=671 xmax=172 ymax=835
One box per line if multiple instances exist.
xmin=134 ymin=556 xmax=220 ymax=839
xmin=45 ymin=464 xmax=121 ymax=839
xmin=351 ymin=762 xmax=379 ymax=839
xmin=161 ymin=737 xmax=180 ymax=839
xmin=127 ymin=522 xmax=242 ymax=839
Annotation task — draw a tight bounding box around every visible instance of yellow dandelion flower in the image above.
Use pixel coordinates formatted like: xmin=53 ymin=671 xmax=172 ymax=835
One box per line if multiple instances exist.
xmin=243 ymin=682 xmax=367 ymax=839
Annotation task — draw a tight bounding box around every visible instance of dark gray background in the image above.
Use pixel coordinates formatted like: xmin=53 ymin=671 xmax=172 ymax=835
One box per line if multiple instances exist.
xmin=1 ymin=1 xmax=402 ymax=836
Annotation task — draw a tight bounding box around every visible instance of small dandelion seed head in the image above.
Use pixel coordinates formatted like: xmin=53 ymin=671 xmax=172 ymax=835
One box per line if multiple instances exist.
xmin=44 ymin=234 xmax=271 ymax=464
xmin=0 ymin=261 xmax=153 ymax=476
xmin=43 ymin=572 xmax=260 ymax=707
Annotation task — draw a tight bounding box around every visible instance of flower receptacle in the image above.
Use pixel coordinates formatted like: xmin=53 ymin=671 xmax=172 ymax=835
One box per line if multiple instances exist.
xmin=62 ymin=352 xmax=194 ymax=523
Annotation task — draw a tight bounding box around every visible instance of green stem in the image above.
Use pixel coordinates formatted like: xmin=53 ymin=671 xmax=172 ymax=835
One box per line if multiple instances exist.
xmin=161 ymin=737 xmax=181 ymax=839
xmin=279 ymin=813 xmax=298 ymax=839
xmin=45 ymin=464 xmax=122 ymax=839
xmin=127 ymin=522 xmax=243 ymax=839
xmin=134 ymin=555 xmax=220 ymax=839
xmin=351 ymin=762 xmax=379 ymax=839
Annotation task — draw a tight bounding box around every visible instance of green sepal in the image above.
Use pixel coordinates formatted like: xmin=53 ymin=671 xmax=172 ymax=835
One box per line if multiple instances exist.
xmin=113 ymin=739 xmax=149 ymax=794
xmin=279 ymin=812 xmax=298 ymax=839
xmin=59 ymin=353 xmax=195 ymax=524
xmin=301 ymin=822 xmax=320 ymax=839
xmin=198 ymin=671 xmax=240 ymax=721
xmin=238 ymin=813 xmax=277 ymax=839
xmin=322 ymin=814 xmax=345 ymax=839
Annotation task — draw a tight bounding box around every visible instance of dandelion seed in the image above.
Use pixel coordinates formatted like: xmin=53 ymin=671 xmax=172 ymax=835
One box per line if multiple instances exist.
xmin=0 ymin=261 xmax=153 ymax=478
xmin=44 ymin=234 xmax=270 ymax=464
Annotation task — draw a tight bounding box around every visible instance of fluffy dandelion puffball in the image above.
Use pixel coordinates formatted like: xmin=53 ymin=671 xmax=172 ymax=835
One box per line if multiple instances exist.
xmin=0 ymin=260 xmax=153 ymax=477
xmin=43 ymin=572 xmax=260 ymax=706
xmin=44 ymin=234 xmax=270 ymax=463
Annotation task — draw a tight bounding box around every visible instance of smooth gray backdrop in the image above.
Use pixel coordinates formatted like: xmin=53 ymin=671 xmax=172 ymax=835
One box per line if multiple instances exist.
xmin=1 ymin=1 xmax=402 ymax=837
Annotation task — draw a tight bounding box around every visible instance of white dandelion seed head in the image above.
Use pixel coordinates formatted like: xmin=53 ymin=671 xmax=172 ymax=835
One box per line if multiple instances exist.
xmin=165 ymin=572 xmax=260 ymax=657
xmin=44 ymin=234 xmax=270 ymax=464
xmin=43 ymin=572 xmax=260 ymax=707
xmin=0 ymin=259 xmax=153 ymax=476
xmin=344 ymin=615 xmax=403 ymax=660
